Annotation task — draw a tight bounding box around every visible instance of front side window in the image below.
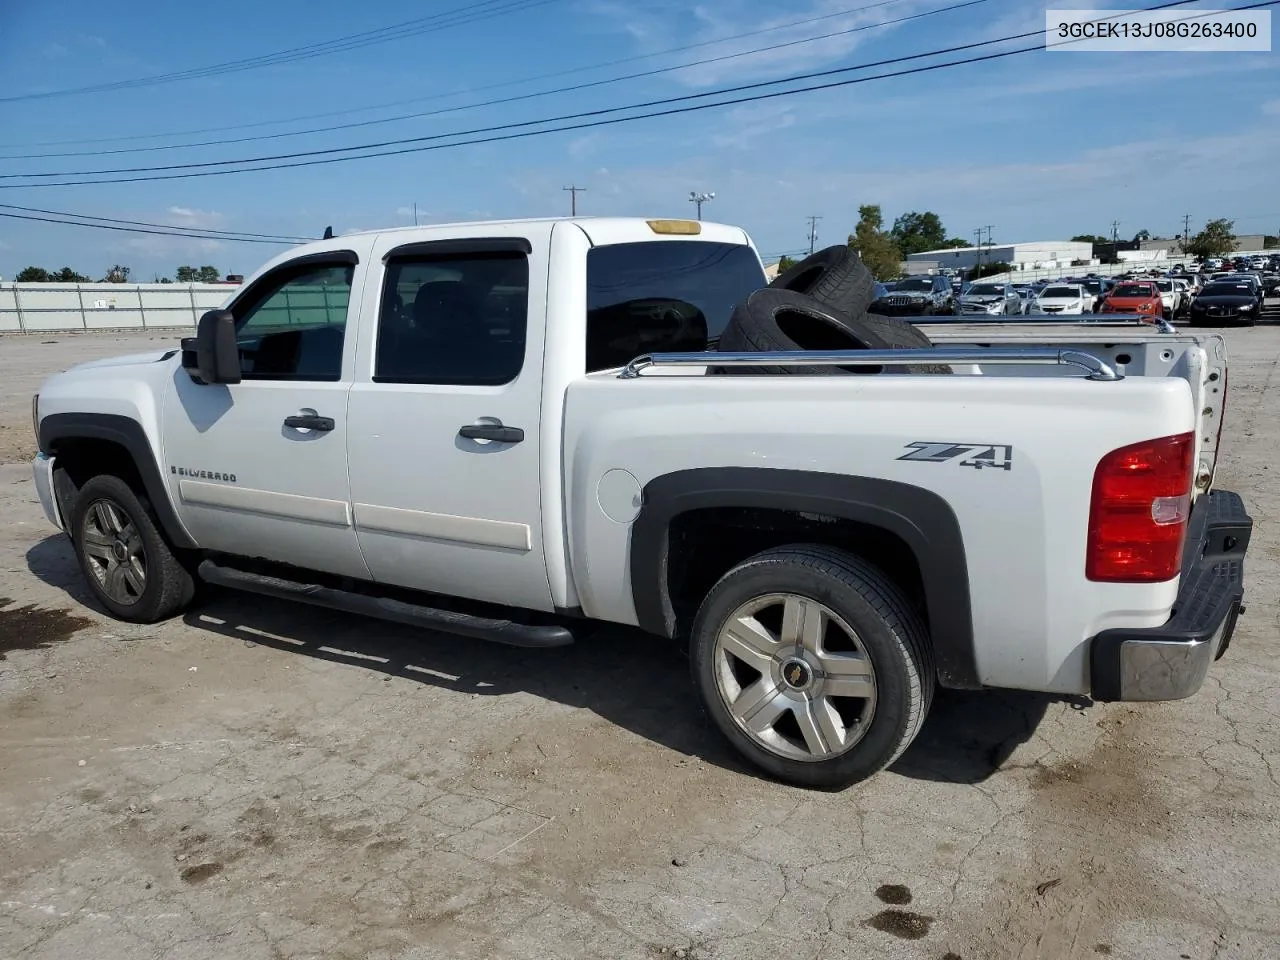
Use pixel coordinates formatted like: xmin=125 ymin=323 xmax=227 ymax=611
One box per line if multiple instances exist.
xmin=375 ymin=252 xmax=529 ymax=386
xmin=234 ymin=262 xmax=353 ymax=381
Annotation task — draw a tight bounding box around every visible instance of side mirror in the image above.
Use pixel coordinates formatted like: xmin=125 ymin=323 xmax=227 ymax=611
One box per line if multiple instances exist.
xmin=181 ymin=310 xmax=241 ymax=384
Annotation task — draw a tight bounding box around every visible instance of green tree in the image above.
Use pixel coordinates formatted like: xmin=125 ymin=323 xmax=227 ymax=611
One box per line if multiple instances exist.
xmin=941 ymin=237 xmax=968 ymax=248
xmin=1185 ymin=219 xmax=1237 ymax=259
xmin=1072 ymin=234 xmax=1109 ymax=244
xmin=775 ymin=254 xmax=796 ymax=273
xmin=175 ymin=265 xmax=198 ymax=282
xmin=889 ymin=210 xmax=947 ymax=256
xmin=101 ymin=264 xmax=131 ymax=283
xmin=196 ymin=265 xmax=220 ymax=283
xmin=847 ymin=204 xmax=902 ymax=281
xmin=1264 ymin=235 xmax=1277 ymax=249
xmin=1133 ymin=229 xmax=1151 ymax=242
xmin=15 ymin=266 xmax=51 ymax=282
xmin=49 ymin=267 xmax=89 ymax=282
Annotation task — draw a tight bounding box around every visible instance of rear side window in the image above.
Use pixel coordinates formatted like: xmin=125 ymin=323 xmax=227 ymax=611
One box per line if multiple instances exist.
xmin=585 ymin=241 xmax=765 ymax=373
xmin=375 ymin=252 xmax=529 ymax=386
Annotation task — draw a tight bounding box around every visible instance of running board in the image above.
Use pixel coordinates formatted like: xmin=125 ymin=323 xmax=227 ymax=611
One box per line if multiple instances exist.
xmin=196 ymin=560 xmax=575 ymax=648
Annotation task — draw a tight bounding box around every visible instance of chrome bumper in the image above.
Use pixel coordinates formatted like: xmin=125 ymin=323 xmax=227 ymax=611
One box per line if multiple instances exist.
xmin=1090 ymin=490 xmax=1251 ymax=701
xmin=32 ymin=453 xmax=64 ymax=530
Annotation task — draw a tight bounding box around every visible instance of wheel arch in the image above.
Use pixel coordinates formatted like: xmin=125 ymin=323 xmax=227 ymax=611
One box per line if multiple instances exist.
xmin=39 ymin=412 xmax=196 ymax=549
xmin=629 ymin=467 xmax=979 ymax=689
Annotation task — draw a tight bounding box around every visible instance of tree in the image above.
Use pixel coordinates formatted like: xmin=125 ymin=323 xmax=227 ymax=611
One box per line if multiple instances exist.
xmin=196 ymin=265 xmax=220 ymax=283
xmin=775 ymin=254 xmax=796 ymax=273
xmin=102 ymin=264 xmax=131 ymax=283
xmin=889 ymin=210 xmax=947 ymax=256
xmin=175 ymin=265 xmax=198 ymax=282
xmin=1072 ymin=234 xmax=1109 ymax=244
xmin=16 ymin=266 xmax=51 ymax=282
xmin=847 ymin=204 xmax=902 ymax=281
xmin=1133 ymin=229 xmax=1151 ymax=243
xmin=1264 ymin=235 xmax=1277 ymax=249
xmin=1185 ymin=219 xmax=1237 ymax=259
xmin=50 ymin=267 xmax=89 ymax=282
xmin=941 ymin=237 xmax=968 ymax=249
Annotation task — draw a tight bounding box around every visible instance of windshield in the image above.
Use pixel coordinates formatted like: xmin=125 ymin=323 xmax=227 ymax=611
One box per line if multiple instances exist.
xmin=1113 ymin=283 xmax=1154 ymax=298
xmin=1154 ymin=279 xmax=1173 ymax=291
xmin=1201 ymin=283 xmax=1252 ymax=297
xmin=1041 ymin=286 xmax=1081 ymax=298
xmin=893 ymin=277 xmax=934 ymax=292
xmin=967 ymin=284 xmax=1004 ymax=296
xmin=585 ymin=241 xmax=766 ymax=372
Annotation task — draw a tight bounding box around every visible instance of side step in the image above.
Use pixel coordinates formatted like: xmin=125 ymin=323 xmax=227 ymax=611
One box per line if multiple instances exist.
xmin=196 ymin=560 xmax=574 ymax=648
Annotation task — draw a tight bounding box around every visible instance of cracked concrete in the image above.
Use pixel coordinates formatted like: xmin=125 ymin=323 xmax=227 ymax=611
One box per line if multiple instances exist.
xmin=1 ymin=325 xmax=1278 ymax=959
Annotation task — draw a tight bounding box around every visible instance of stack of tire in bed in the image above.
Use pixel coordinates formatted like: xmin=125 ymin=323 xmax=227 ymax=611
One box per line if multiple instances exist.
xmin=715 ymin=245 xmax=951 ymax=376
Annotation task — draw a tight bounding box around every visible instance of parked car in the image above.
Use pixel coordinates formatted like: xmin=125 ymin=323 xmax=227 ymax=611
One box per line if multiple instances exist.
xmin=1100 ymin=280 xmax=1164 ymax=322
xmin=28 ymin=216 xmax=1252 ymax=789
xmin=957 ymin=282 xmax=1023 ymax=316
xmin=1030 ymin=283 xmax=1089 ymax=315
xmin=1188 ymin=280 xmax=1261 ymax=326
xmin=870 ymin=274 xmax=955 ymax=316
xmin=1151 ymin=278 xmax=1183 ymax=318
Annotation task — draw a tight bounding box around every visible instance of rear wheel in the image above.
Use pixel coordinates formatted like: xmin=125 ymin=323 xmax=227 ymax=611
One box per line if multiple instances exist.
xmin=691 ymin=545 xmax=934 ymax=789
xmin=71 ymin=474 xmax=195 ymax=623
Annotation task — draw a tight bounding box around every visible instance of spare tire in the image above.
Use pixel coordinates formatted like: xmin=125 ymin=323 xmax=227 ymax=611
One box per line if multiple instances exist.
xmin=857 ymin=313 xmax=953 ymax=375
xmin=714 ymin=288 xmax=893 ymax=375
xmin=769 ymin=245 xmax=876 ymax=317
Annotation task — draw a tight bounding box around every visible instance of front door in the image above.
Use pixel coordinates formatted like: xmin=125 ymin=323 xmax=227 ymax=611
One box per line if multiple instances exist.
xmin=161 ymin=245 xmax=373 ymax=580
xmin=346 ymin=227 xmax=553 ymax=612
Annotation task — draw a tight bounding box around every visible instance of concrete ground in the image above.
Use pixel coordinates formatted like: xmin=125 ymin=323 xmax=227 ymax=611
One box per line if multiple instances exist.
xmin=1 ymin=321 xmax=1277 ymax=960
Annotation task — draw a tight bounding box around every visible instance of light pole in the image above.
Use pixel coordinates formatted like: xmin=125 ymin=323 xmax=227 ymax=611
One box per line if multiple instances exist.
xmin=689 ymin=191 xmax=715 ymax=221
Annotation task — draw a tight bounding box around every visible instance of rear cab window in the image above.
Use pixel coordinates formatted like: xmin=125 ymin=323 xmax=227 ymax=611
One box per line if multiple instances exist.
xmin=584 ymin=241 xmax=766 ymax=373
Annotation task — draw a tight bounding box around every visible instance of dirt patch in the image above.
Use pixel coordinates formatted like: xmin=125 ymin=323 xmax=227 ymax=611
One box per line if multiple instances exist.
xmin=180 ymin=862 xmax=224 ymax=884
xmin=0 ymin=596 xmax=95 ymax=659
xmin=874 ymin=883 xmax=913 ymax=905
xmin=0 ymin=424 xmax=37 ymax=465
xmin=864 ymin=909 xmax=934 ymax=940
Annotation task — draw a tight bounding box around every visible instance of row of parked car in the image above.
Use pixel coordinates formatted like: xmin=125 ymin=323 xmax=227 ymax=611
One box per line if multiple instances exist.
xmin=870 ymin=253 xmax=1280 ymax=326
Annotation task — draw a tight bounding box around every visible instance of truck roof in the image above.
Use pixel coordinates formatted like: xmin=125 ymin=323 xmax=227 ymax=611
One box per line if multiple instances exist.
xmin=325 ymin=216 xmax=751 ymax=247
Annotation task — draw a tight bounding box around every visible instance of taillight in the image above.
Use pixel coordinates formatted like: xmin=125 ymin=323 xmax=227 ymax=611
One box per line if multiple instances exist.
xmin=1086 ymin=432 xmax=1195 ymax=582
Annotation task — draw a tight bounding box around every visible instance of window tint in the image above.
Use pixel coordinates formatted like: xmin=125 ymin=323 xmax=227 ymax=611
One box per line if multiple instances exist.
xmin=585 ymin=241 xmax=766 ymax=372
xmin=234 ymin=262 xmax=352 ymax=380
xmin=375 ymin=252 xmax=528 ymax=385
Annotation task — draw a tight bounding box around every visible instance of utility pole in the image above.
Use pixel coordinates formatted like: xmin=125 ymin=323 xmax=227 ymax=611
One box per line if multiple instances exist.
xmin=1181 ymin=213 xmax=1192 ymax=252
xmin=689 ymin=191 xmax=715 ymax=220
xmin=1111 ymin=220 xmax=1121 ymax=242
xmin=563 ymin=185 xmax=585 ymax=216
xmin=806 ymin=215 xmax=823 ymax=255
xmin=973 ymin=228 xmax=983 ymax=276
xmin=412 ymin=202 xmax=418 ymax=226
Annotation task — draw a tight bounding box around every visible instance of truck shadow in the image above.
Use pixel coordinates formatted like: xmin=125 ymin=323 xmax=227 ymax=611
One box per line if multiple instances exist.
xmin=26 ymin=533 xmax=1079 ymax=787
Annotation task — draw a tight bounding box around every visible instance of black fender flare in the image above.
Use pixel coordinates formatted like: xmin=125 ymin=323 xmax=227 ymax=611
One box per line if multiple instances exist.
xmin=39 ymin=412 xmax=197 ymax=549
xmin=629 ymin=467 xmax=979 ymax=690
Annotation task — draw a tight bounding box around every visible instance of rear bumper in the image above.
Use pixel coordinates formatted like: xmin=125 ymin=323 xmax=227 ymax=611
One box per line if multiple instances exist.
xmin=1090 ymin=489 xmax=1252 ymax=702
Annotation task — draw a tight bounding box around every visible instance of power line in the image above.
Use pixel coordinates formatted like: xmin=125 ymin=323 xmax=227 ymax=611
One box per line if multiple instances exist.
xmin=0 ymin=0 xmax=988 ymax=161
xmin=0 ymin=0 xmax=949 ymax=150
xmin=0 ymin=210 xmax=301 ymax=244
xmin=0 ymin=0 xmax=562 ymax=105
xmin=0 ymin=203 xmax=311 ymax=242
xmin=3 ymin=1 xmax=1257 ymax=190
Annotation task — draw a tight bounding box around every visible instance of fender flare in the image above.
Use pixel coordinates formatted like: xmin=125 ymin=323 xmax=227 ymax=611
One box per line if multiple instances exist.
xmin=39 ymin=412 xmax=197 ymax=549
xmin=629 ymin=467 xmax=979 ymax=690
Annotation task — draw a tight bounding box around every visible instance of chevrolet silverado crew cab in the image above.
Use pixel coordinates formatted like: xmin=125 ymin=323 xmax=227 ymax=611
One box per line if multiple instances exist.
xmin=31 ymin=217 xmax=1252 ymax=789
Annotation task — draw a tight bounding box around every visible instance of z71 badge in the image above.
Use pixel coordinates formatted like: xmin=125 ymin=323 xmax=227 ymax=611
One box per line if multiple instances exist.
xmin=898 ymin=442 xmax=1013 ymax=471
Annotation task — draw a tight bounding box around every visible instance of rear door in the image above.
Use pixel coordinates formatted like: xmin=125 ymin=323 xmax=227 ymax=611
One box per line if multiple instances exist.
xmin=345 ymin=226 xmax=554 ymax=612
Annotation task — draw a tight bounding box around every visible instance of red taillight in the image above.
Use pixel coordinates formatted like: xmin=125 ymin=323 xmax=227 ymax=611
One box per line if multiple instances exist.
xmin=1086 ymin=432 xmax=1195 ymax=582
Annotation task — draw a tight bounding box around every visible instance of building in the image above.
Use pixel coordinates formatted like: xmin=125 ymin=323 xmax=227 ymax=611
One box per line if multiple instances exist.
xmin=907 ymin=241 xmax=1095 ymax=273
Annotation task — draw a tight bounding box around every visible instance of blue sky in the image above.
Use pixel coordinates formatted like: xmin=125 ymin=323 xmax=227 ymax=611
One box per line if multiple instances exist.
xmin=0 ymin=0 xmax=1276 ymax=280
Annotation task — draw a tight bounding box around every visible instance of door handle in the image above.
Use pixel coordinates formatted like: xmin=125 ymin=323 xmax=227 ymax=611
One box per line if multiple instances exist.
xmin=458 ymin=422 xmax=524 ymax=443
xmin=284 ymin=414 xmax=335 ymax=431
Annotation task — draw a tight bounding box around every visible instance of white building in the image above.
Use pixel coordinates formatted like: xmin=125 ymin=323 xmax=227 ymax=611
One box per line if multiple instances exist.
xmin=908 ymin=241 xmax=1095 ymax=273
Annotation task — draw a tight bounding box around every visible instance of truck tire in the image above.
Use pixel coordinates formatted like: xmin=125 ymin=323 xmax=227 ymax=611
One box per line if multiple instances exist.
xmin=71 ymin=474 xmax=195 ymax=623
xmin=769 ymin=246 xmax=877 ymax=317
xmin=691 ymin=545 xmax=934 ymax=789
xmin=714 ymin=288 xmax=893 ymax=375
xmin=857 ymin=313 xmax=953 ymax=374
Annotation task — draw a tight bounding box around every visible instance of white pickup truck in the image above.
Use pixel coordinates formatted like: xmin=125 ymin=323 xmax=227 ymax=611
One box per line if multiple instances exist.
xmin=30 ymin=218 xmax=1252 ymax=788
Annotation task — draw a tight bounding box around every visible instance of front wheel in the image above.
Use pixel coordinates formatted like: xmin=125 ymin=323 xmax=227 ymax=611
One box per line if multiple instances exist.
xmin=691 ymin=545 xmax=934 ymax=789
xmin=71 ymin=474 xmax=195 ymax=623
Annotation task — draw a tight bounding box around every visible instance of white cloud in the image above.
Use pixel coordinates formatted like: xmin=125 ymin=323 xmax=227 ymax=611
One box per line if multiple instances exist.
xmin=1263 ymin=99 xmax=1280 ymax=116
xmin=165 ymin=206 xmax=224 ymax=229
